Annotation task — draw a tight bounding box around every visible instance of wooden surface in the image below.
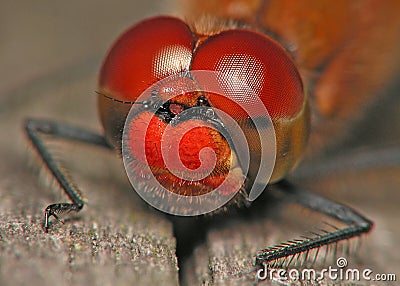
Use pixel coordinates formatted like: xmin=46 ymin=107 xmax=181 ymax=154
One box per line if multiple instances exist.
xmin=1 ymin=1 xmax=399 ymax=286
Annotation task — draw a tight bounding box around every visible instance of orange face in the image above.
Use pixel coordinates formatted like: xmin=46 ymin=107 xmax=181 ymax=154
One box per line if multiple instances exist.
xmin=98 ymin=16 xmax=309 ymax=199
xmin=122 ymin=78 xmax=236 ymax=197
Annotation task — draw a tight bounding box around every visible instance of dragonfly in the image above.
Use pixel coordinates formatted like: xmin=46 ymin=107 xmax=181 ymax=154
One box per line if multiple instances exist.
xmin=24 ymin=0 xmax=400 ymax=282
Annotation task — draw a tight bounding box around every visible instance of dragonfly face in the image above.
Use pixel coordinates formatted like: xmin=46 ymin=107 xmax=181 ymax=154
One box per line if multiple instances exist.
xmin=98 ymin=16 xmax=309 ymax=209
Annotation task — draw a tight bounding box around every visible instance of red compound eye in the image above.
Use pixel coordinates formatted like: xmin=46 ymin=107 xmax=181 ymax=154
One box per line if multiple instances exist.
xmin=99 ymin=16 xmax=195 ymax=102
xmin=191 ymin=29 xmax=304 ymax=119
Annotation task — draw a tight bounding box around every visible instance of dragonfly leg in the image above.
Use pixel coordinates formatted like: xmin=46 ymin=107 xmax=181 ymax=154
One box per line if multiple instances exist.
xmin=24 ymin=118 xmax=112 ymax=232
xmin=256 ymin=179 xmax=372 ymax=266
